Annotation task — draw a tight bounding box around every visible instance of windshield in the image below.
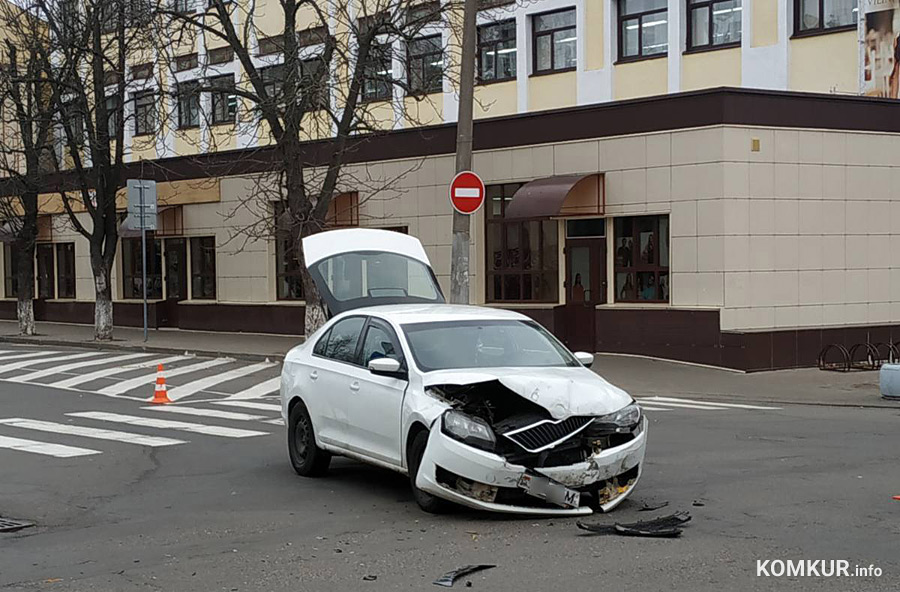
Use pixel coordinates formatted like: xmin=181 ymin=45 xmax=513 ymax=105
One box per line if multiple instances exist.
xmin=402 ymin=320 xmax=580 ymax=372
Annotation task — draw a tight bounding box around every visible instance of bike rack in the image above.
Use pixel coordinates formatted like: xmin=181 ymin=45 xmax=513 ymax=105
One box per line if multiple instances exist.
xmin=817 ymin=344 xmax=850 ymax=372
xmin=848 ymin=342 xmax=881 ymax=371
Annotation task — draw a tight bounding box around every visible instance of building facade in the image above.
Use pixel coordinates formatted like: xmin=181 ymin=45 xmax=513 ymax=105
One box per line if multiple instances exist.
xmin=5 ymin=0 xmax=900 ymax=371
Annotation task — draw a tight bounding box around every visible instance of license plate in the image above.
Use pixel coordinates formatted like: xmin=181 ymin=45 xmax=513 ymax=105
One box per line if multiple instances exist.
xmin=518 ymin=472 xmax=581 ymax=509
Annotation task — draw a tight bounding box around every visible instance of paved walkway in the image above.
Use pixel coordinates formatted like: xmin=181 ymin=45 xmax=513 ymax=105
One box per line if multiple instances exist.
xmin=0 ymin=320 xmax=301 ymax=361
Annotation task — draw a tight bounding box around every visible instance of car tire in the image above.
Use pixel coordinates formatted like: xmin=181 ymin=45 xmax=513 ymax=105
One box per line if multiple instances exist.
xmin=408 ymin=430 xmax=450 ymax=514
xmin=288 ymin=400 xmax=331 ymax=477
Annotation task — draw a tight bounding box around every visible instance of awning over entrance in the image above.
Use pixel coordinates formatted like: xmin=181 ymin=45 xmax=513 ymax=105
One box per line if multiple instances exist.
xmin=503 ymin=173 xmax=604 ymax=219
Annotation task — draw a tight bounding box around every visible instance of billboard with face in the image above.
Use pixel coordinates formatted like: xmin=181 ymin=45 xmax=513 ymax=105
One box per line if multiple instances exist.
xmin=861 ymin=0 xmax=900 ymax=97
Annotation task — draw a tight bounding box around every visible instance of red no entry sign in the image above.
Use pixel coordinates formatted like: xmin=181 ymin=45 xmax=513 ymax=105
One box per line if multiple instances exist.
xmin=449 ymin=171 xmax=485 ymax=215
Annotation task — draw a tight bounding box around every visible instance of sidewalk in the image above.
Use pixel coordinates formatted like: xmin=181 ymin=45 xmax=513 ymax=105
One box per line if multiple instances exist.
xmin=0 ymin=320 xmax=302 ymax=362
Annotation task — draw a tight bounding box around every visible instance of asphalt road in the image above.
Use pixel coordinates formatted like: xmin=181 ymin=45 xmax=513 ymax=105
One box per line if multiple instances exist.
xmin=1 ymin=351 xmax=899 ymax=591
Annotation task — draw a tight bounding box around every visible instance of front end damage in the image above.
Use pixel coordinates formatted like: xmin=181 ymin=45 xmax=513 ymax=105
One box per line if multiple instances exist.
xmin=416 ymin=379 xmax=647 ymax=515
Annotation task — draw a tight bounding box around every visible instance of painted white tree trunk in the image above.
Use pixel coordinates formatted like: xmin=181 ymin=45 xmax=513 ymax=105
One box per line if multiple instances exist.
xmin=304 ymin=302 xmax=327 ymax=337
xmin=94 ymin=269 xmax=113 ymax=341
xmin=17 ymin=298 xmax=34 ymax=336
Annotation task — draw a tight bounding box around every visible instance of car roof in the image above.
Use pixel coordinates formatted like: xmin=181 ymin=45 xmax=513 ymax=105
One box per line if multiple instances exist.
xmin=336 ymin=304 xmax=530 ymax=325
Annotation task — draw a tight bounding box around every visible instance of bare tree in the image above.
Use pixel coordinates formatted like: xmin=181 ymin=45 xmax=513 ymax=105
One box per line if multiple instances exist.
xmin=0 ymin=4 xmax=58 ymax=335
xmin=158 ymin=0 xmax=460 ymax=334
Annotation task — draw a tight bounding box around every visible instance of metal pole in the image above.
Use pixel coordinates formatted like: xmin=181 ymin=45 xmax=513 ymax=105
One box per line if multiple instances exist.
xmin=140 ymin=182 xmax=148 ymax=342
xmin=449 ymin=0 xmax=477 ymax=305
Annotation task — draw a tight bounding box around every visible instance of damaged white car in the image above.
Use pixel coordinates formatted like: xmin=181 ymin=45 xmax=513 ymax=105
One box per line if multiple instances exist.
xmin=280 ymin=228 xmax=647 ymax=515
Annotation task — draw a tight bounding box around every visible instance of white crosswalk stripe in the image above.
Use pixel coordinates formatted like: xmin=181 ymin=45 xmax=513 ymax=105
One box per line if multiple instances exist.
xmin=67 ymin=411 xmax=269 ymax=438
xmin=10 ymin=353 xmax=152 ymax=383
xmin=214 ymin=400 xmax=282 ymax=412
xmin=97 ymin=358 xmax=233 ymax=396
xmin=225 ymin=376 xmax=281 ymax=400
xmin=0 ymin=434 xmax=100 ymax=457
xmin=50 ymin=355 xmax=193 ymax=389
xmin=140 ymin=406 xmax=267 ymax=422
xmin=0 ymin=351 xmax=61 ymax=363
xmin=0 ymin=418 xmax=186 ymax=447
xmin=0 ymin=352 xmax=103 ymax=375
xmin=637 ymin=396 xmax=781 ymax=412
xmin=165 ymin=362 xmax=276 ymax=401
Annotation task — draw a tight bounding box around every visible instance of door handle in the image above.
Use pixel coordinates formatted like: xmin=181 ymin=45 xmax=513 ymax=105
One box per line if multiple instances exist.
xmin=309 ymin=370 xmax=318 ymax=381
xmin=349 ymin=381 xmax=360 ymax=392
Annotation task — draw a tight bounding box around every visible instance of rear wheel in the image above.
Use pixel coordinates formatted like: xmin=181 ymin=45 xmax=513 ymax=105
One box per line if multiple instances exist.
xmin=408 ymin=430 xmax=450 ymax=514
xmin=288 ymin=400 xmax=331 ymax=477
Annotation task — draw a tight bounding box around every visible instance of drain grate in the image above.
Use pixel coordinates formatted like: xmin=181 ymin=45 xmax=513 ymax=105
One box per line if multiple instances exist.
xmin=0 ymin=518 xmax=34 ymax=533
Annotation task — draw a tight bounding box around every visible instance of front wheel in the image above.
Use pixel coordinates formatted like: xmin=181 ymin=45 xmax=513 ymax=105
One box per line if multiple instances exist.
xmin=288 ymin=400 xmax=331 ymax=477
xmin=408 ymin=430 xmax=450 ymax=514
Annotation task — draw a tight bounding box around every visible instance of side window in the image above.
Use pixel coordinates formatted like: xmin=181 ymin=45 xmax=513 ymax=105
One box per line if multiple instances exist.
xmin=312 ymin=328 xmax=331 ymax=357
xmin=361 ymin=323 xmax=402 ymax=366
xmin=324 ymin=317 xmax=365 ymax=363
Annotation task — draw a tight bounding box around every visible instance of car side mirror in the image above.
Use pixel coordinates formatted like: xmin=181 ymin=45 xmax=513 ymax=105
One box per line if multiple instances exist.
xmin=574 ymin=352 xmax=594 ymax=367
xmin=368 ymin=357 xmax=403 ymax=376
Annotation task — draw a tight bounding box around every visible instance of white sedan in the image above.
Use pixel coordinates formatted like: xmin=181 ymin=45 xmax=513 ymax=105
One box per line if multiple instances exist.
xmin=280 ymin=229 xmax=647 ymax=515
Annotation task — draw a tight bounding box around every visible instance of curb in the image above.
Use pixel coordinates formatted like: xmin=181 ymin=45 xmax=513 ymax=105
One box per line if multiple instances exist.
xmin=0 ymin=335 xmax=286 ymax=364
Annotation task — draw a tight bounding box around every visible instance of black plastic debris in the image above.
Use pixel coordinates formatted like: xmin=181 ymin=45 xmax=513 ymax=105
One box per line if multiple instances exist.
xmin=362 ymin=575 xmax=377 ymax=581
xmin=692 ymin=499 xmax=706 ymax=507
xmin=0 ymin=518 xmax=34 ymax=533
xmin=577 ymin=512 xmax=691 ymax=538
xmin=638 ymin=500 xmax=669 ymax=512
xmin=433 ymin=565 xmax=496 ymax=587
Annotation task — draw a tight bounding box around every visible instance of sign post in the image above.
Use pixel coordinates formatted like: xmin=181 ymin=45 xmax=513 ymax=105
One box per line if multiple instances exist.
xmin=127 ymin=180 xmax=157 ymax=343
xmin=449 ymin=171 xmax=485 ymax=215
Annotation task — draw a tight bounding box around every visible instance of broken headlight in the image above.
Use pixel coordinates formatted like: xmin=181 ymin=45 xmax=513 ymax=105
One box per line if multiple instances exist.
xmin=442 ymin=410 xmax=496 ymax=452
xmin=597 ymin=402 xmax=642 ymax=431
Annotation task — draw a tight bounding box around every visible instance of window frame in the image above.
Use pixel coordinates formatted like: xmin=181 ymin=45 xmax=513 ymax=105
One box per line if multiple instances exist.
xmin=208 ymin=74 xmax=237 ymax=126
xmin=361 ymin=41 xmax=393 ymax=102
xmin=122 ymin=236 xmax=163 ymax=300
xmin=477 ymin=19 xmax=517 ymax=84
xmin=617 ymin=0 xmax=669 ymax=62
xmin=35 ymin=243 xmax=55 ymax=299
xmin=613 ymin=215 xmax=669 ymax=304
xmin=685 ymin=0 xmax=742 ymax=52
xmin=132 ymin=90 xmax=157 ymax=136
xmin=189 ymin=236 xmax=217 ymax=300
xmin=792 ymin=0 xmax=858 ymax=37
xmin=406 ymin=34 xmax=444 ymax=95
xmin=531 ymin=7 xmax=577 ymax=75
xmin=177 ymin=81 xmax=200 ymax=129
xmin=317 ymin=315 xmax=367 ymax=366
xmin=3 ymin=243 xmax=18 ymax=298
xmin=359 ymin=317 xmax=406 ymax=368
xmin=56 ymin=242 xmax=76 ymax=299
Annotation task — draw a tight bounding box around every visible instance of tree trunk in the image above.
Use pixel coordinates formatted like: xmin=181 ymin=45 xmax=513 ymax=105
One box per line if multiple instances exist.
xmin=92 ymin=262 xmax=113 ymax=341
xmin=16 ymin=298 xmax=34 ymax=336
xmin=15 ymin=238 xmax=35 ymax=336
xmin=296 ymin=234 xmax=326 ymax=337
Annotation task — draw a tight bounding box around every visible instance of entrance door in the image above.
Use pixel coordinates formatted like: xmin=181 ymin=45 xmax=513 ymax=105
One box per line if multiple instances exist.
xmin=162 ymin=238 xmax=187 ymax=326
xmin=557 ymin=226 xmax=606 ymax=352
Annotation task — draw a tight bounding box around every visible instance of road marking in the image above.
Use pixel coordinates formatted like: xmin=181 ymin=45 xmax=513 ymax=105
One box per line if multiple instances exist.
xmin=10 ymin=353 xmax=151 ymax=383
xmin=0 ymin=352 xmax=101 ymax=375
xmin=67 ymin=412 xmax=268 ymax=438
xmin=0 ymin=418 xmax=185 ymax=447
xmin=140 ymin=406 xmax=267 ymax=422
xmin=0 ymin=351 xmax=61 ymax=362
xmin=0 ymin=434 xmax=100 ymax=457
xmin=636 ymin=401 xmax=728 ymax=410
xmin=97 ymin=358 xmax=233 ymax=396
xmin=225 ymin=377 xmax=281 ymax=400
xmin=213 ymin=400 xmax=282 ymax=412
xmin=166 ymin=362 xmax=276 ymax=401
xmin=51 ymin=355 xmax=193 ymax=389
xmin=262 ymin=418 xmax=284 ymax=426
xmin=639 ymin=406 xmax=673 ymax=412
xmin=637 ymin=396 xmax=782 ymax=410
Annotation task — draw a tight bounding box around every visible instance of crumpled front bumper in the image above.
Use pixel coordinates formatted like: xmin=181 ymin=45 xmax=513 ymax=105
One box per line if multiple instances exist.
xmin=416 ymin=417 xmax=648 ymax=515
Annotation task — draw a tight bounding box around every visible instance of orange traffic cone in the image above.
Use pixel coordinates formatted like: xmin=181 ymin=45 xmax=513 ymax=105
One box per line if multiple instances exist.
xmin=151 ymin=364 xmax=172 ymax=404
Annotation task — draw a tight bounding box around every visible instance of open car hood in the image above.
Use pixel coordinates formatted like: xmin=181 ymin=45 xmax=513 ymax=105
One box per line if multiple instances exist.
xmin=422 ymin=367 xmax=632 ymax=419
xmin=302 ymin=228 xmax=445 ymax=317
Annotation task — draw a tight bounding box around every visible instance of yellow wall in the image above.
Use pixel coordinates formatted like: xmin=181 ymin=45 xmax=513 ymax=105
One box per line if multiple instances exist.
xmin=208 ymin=124 xmax=237 ymax=151
xmin=474 ymin=80 xmax=517 ymax=119
xmin=404 ymin=95 xmax=443 ymax=127
xmin=360 ymin=100 xmax=396 ymax=131
xmin=174 ymin=128 xmax=202 ymax=156
xmin=585 ymin=0 xmax=604 ymax=70
xmin=789 ymin=30 xmax=858 ymax=94
xmin=529 ymin=71 xmax=576 ymax=111
xmin=254 ymin=0 xmax=284 ymax=37
xmin=681 ymin=47 xmax=742 ymax=91
xmin=752 ymin=0 xmax=779 ymax=47
xmin=614 ymin=58 xmax=667 ymax=100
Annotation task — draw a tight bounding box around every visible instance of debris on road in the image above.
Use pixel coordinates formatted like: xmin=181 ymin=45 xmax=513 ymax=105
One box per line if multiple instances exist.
xmin=0 ymin=517 xmax=34 ymax=533
xmin=577 ymin=512 xmax=691 ymax=538
xmin=692 ymin=499 xmax=706 ymax=507
xmin=638 ymin=500 xmax=669 ymax=512
xmin=433 ymin=565 xmax=496 ymax=587
xmin=362 ymin=575 xmax=377 ymax=581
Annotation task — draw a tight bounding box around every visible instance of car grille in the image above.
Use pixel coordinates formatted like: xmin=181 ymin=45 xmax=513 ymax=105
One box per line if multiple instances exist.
xmin=502 ymin=416 xmax=594 ymax=453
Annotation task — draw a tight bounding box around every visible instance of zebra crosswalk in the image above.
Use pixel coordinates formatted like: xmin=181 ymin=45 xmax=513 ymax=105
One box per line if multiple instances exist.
xmin=636 ymin=396 xmax=781 ymax=412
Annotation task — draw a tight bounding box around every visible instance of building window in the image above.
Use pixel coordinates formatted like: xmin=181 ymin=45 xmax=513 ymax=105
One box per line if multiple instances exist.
xmin=275 ymin=205 xmax=304 ymax=300
xmin=407 ymin=35 xmax=443 ymax=94
xmin=131 ymin=63 xmax=153 ymax=80
xmin=614 ymin=215 xmax=669 ymax=302
xmin=477 ymin=20 xmax=516 ymax=82
xmin=173 ymin=0 xmax=194 ymax=14
xmin=300 ymin=58 xmax=329 ymax=110
xmin=56 ymin=243 xmax=75 ymax=299
xmin=190 ymin=237 xmax=216 ymax=300
xmin=207 ymin=46 xmax=234 ymax=65
xmin=177 ymin=81 xmax=200 ymax=128
xmin=257 ymin=35 xmax=282 ymax=56
xmin=209 ymin=74 xmax=237 ymax=125
xmin=687 ymin=0 xmax=742 ymax=50
xmin=36 ymin=244 xmax=54 ymax=299
xmin=104 ymin=95 xmax=120 ymax=137
xmin=619 ymin=0 xmax=668 ymax=60
xmin=362 ymin=42 xmax=393 ymax=101
xmin=122 ymin=237 xmax=163 ymax=299
xmin=485 ymin=183 xmax=559 ymax=303
xmin=260 ymin=64 xmax=284 ymax=104
xmin=133 ymin=91 xmax=156 ymax=136
xmin=532 ymin=8 xmax=576 ymax=74
xmin=175 ymin=53 xmax=198 ymax=71
xmin=3 ymin=243 xmax=17 ymax=298
xmin=796 ymin=0 xmax=857 ymax=34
